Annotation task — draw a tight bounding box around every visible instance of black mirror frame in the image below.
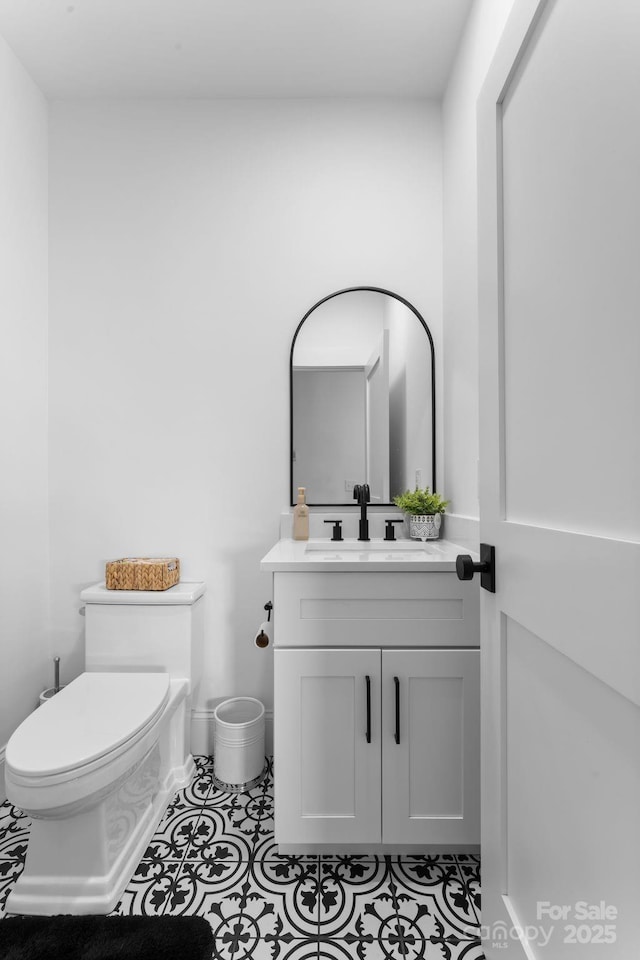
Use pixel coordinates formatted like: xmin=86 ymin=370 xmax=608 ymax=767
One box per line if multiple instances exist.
xmin=290 ymin=285 xmax=436 ymax=506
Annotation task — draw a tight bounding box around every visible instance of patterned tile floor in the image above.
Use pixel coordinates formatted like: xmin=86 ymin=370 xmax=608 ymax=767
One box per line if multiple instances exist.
xmin=0 ymin=756 xmax=483 ymax=959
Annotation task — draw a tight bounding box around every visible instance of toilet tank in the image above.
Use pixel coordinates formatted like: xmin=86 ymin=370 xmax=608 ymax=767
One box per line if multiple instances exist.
xmin=80 ymin=581 xmax=206 ymax=698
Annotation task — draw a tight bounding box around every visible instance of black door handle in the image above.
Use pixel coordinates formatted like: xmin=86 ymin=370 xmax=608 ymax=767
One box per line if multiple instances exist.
xmin=394 ymin=676 xmax=400 ymax=745
xmin=365 ymin=675 xmax=371 ymax=743
xmin=456 ymin=543 xmax=496 ymax=593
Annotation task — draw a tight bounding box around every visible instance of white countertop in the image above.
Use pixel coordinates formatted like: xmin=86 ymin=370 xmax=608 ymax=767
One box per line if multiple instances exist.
xmin=260 ymin=538 xmax=477 ymax=573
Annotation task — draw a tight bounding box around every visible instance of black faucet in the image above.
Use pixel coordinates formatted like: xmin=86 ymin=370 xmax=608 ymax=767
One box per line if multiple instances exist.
xmin=353 ymin=483 xmax=371 ymax=541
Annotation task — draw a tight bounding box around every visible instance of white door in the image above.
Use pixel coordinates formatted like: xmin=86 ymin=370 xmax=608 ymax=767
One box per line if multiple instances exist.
xmin=366 ymin=330 xmax=390 ymax=502
xmin=382 ymin=648 xmax=480 ymax=845
xmin=273 ymin=647 xmax=381 ymax=845
xmin=477 ymin=1 xmax=640 ymax=957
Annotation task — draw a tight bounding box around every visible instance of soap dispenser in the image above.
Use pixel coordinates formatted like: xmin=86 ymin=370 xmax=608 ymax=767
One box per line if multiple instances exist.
xmin=293 ymin=486 xmax=310 ymax=541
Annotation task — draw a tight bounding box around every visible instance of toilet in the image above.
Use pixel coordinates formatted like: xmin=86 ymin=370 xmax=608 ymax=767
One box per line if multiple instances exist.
xmin=4 ymin=580 xmax=205 ymax=916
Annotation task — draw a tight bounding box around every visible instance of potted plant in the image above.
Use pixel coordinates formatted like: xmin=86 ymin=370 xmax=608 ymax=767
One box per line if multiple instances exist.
xmin=393 ymin=487 xmax=449 ymax=541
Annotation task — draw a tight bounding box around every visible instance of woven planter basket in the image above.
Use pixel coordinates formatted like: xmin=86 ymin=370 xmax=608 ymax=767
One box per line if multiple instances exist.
xmin=105 ymin=557 xmax=180 ymax=591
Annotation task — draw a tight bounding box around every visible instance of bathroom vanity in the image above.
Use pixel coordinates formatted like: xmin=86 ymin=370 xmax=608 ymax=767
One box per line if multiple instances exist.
xmin=261 ymin=537 xmax=480 ymax=853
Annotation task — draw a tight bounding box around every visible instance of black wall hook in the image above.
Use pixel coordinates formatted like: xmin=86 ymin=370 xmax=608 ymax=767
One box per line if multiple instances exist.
xmin=264 ymin=601 xmax=273 ymax=622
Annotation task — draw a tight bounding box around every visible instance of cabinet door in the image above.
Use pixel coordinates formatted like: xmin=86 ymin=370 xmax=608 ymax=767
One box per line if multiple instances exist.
xmin=274 ymin=648 xmax=381 ymax=845
xmin=382 ymin=649 xmax=480 ymax=844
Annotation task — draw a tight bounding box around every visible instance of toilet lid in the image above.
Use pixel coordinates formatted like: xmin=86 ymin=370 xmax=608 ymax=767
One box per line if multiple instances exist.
xmin=6 ymin=673 xmax=170 ymax=778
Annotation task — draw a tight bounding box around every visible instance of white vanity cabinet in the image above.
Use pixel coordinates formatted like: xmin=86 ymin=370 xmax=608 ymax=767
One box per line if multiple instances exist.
xmin=262 ymin=540 xmax=481 ymax=851
xmin=274 ymin=646 xmax=479 ymax=847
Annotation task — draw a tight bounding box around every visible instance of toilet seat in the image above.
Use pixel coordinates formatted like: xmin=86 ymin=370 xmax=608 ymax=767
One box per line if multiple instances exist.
xmin=6 ymin=672 xmax=170 ymax=786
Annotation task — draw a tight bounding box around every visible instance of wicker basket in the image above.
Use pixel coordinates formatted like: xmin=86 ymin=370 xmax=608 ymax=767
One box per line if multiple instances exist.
xmin=105 ymin=557 xmax=180 ymax=591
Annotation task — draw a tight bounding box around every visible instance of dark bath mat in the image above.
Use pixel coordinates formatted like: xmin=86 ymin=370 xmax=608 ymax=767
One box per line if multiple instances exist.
xmin=0 ymin=914 xmax=214 ymax=960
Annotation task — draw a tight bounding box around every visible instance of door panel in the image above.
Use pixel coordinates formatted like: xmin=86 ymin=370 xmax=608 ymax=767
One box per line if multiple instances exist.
xmin=478 ymin=0 xmax=640 ymax=956
xmin=505 ymin=616 xmax=640 ymax=943
xmin=498 ymin=522 xmax=639 ymax=705
xmin=274 ymin=648 xmax=381 ymax=845
xmin=409 ymin=676 xmax=463 ymax=817
xmin=300 ymin=675 xmax=357 ymax=817
xmin=500 ymin=0 xmax=640 ymax=542
xmin=382 ymin=649 xmax=480 ymax=844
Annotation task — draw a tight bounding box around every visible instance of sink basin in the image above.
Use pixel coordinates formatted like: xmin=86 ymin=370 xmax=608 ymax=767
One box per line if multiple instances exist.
xmin=310 ymin=550 xmax=432 ymax=561
xmin=305 ymin=539 xmax=433 ymax=561
xmin=305 ymin=539 xmax=428 ymax=552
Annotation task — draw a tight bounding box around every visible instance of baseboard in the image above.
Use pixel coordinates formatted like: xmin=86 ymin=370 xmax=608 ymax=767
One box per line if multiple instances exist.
xmin=190 ymin=709 xmax=273 ymax=760
xmin=0 ymin=745 xmax=6 ymax=805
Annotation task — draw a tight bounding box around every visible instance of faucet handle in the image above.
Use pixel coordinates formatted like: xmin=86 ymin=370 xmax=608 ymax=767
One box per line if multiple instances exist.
xmin=384 ymin=519 xmax=404 ymax=542
xmin=324 ymin=520 xmax=344 ymax=542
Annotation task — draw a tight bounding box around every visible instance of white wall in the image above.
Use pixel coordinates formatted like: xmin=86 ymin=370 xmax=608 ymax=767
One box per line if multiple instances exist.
xmin=0 ymin=34 xmax=49 ymax=796
xmin=442 ymin=0 xmax=516 ymax=521
xmin=48 ymin=99 xmax=442 ymax=744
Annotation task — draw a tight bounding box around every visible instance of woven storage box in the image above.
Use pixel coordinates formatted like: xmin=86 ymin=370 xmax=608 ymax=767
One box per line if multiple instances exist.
xmin=105 ymin=557 xmax=180 ymax=591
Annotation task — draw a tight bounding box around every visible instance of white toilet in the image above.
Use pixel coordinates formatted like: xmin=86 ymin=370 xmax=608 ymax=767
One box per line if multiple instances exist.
xmin=4 ymin=580 xmax=205 ymax=916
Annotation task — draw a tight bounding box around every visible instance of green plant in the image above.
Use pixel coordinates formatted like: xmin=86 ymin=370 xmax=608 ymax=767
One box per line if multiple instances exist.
xmin=393 ymin=487 xmax=449 ymax=516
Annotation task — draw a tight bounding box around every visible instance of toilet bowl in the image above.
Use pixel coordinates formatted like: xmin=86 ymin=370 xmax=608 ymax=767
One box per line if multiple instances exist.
xmin=4 ymin=580 xmax=205 ymax=916
xmin=7 ymin=672 xmax=172 ymax=816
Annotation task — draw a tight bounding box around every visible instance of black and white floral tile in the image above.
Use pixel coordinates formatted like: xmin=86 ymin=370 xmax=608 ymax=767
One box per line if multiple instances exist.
xmin=0 ymin=757 xmax=484 ymax=959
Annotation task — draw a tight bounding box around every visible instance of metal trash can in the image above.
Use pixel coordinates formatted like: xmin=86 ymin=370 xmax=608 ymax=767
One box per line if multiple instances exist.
xmin=213 ymin=697 xmax=267 ymax=792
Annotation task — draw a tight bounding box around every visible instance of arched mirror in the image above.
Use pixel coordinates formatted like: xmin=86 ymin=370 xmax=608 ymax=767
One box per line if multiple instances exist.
xmin=290 ymin=287 xmax=435 ymax=505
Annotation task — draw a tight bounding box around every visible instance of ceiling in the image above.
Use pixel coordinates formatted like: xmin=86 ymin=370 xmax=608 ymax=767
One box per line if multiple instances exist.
xmin=0 ymin=0 xmax=474 ymax=99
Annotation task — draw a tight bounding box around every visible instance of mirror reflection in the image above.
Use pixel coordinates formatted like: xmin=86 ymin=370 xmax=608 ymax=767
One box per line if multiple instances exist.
xmin=291 ymin=288 xmax=434 ymax=505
